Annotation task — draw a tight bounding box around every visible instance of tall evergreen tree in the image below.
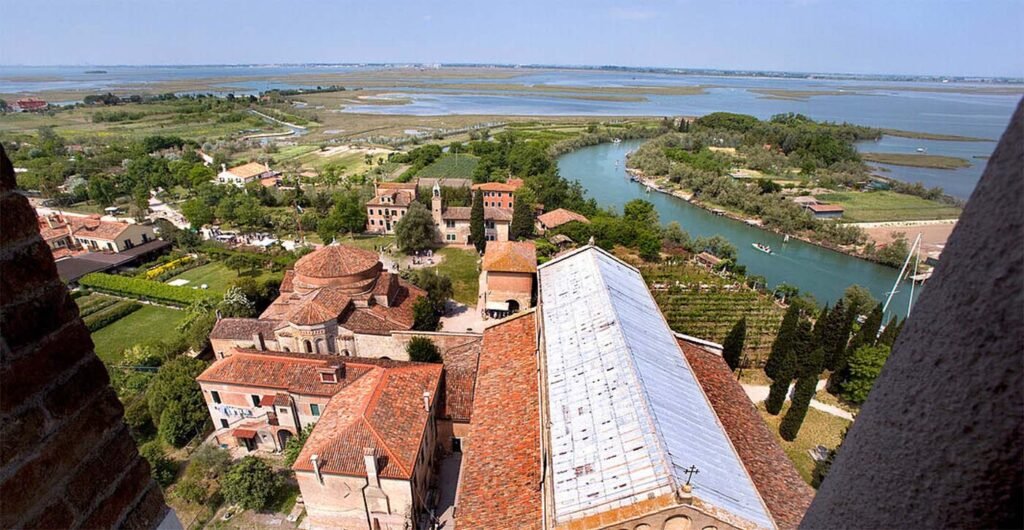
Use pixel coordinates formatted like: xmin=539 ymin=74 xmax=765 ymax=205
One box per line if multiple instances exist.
xmin=766 ymin=319 xmax=811 ymax=415
xmin=509 ymin=193 xmax=534 ymax=240
xmin=812 ymin=305 xmax=830 ymax=344
xmin=781 ymin=327 xmax=825 ymax=441
xmin=822 ymin=299 xmax=854 ymax=371
xmin=765 ymin=304 xmax=800 ymax=380
xmin=469 ymin=190 xmax=485 ymax=252
xmin=828 ymin=302 xmax=884 ymax=393
xmin=877 ymin=315 xmax=901 ymax=347
xmin=722 ymin=317 xmax=747 ymax=371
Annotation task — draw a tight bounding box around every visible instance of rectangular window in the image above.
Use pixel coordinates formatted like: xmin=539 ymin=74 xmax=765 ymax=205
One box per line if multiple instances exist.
xmin=446 ymin=234 xmax=456 ymax=241
xmin=446 ymin=220 xmax=455 ymax=228
xmin=220 ymin=419 xmax=229 ymax=429
xmin=211 ymin=391 xmax=221 ymax=404
xmin=251 ymin=395 xmax=261 ymax=407
xmin=485 ymin=221 xmax=495 ymax=229
xmin=369 ymin=219 xmax=374 ymax=225
xmin=310 ymin=403 xmax=321 ymax=416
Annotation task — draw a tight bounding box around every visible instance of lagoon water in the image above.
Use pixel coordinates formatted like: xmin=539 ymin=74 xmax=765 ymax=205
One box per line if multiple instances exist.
xmin=558 ymin=140 xmax=922 ymax=318
xmin=3 ymin=65 xmax=1019 ymax=198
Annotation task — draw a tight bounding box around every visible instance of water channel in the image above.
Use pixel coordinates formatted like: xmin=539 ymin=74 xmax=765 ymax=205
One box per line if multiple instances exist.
xmin=557 ymin=139 xmax=922 ymax=318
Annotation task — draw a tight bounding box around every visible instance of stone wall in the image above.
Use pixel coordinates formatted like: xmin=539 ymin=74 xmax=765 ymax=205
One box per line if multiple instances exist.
xmin=0 ymin=145 xmax=173 ymax=528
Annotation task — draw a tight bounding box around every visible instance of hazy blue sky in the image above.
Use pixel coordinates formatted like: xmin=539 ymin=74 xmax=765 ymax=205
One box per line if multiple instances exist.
xmin=2 ymin=0 xmax=1022 ymax=76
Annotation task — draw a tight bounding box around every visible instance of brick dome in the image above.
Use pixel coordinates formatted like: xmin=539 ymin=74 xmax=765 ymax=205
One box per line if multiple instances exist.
xmin=292 ymin=245 xmax=382 ymax=294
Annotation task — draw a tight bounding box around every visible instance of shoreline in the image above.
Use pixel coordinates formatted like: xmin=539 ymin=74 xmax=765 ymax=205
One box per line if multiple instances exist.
xmin=623 ymin=167 xmax=911 ymax=269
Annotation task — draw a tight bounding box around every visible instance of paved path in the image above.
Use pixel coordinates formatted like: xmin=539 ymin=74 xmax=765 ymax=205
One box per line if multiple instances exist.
xmin=742 ymin=382 xmax=856 ymax=421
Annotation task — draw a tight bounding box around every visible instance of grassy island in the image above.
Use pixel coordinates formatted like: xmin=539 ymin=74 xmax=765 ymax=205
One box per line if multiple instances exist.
xmin=861 ymin=152 xmax=972 ymax=169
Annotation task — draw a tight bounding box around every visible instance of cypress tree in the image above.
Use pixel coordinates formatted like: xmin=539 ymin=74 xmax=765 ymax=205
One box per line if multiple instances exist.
xmin=765 ymin=304 xmax=800 ymax=380
xmin=812 ymin=305 xmax=830 ymax=345
xmin=766 ymin=319 xmax=811 ymax=415
xmin=780 ymin=323 xmax=822 ymax=440
xmin=828 ymin=302 xmax=884 ymax=393
xmin=822 ymin=299 xmax=853 ymax=371
xmin=722 ymin=317 xmax=747 ymax=371
xmin=469 ymin=190 xmax=485 ymax=252
xmin=877 ymin=315 xmax=900 ymax=347
xmin=509 ymin=194 xmax=534 ymax=240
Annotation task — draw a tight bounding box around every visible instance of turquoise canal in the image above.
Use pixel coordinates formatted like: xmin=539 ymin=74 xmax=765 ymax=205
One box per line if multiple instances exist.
xmin=557 ymin=140 xmax=922 ymax=318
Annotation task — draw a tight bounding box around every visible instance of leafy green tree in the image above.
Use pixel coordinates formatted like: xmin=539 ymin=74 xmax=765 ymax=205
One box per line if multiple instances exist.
xmin=407 ymin=336 xmax=441 ymax=363
xmin=225 ymin=254 xmax=250 ymax=274
xmin=692 ymin=235 xmax=737 ymax=261
xmin=842 ymin=343 xmax=891 ymax=404
xmin=222 ymin=457 xmax=280 ymax=511
xmin=842 ymin=285 xmax=877 ymax=319
xmin=181 ymin=198 xmax=214 ymax=228
xmin=148 ymin=357 xmax=208 ymax=447
xmin=282 ymin=425 xmax=314 ymax=467
xmin=636 ymin=230 xmax=662 ymax=262
xmin=662 ymin=221 xmax=690 ymax=248
xmin=623 ymin=199 xmax=659 ymax=227
xmin=470 ymin=190 xmax=485 ymax=252
xmin=722 ymin=317 xmax=747 ymax=371
xmin=87 ymin=176 xmax=117 ymax=206
xmin=395 ymin=202 xmax=438 ymax=253
xmin=412 ymin=296 xmax=441 ymax=331
xmin=139 ymin=441 xmax=176 ymax=487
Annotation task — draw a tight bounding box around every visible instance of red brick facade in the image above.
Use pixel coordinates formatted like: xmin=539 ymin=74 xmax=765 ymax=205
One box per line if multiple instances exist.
xmin=0 ymin=145 xmax=171 ymax=529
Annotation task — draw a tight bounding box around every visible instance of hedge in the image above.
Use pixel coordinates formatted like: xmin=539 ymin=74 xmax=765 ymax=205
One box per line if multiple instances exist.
xmin=77 ymin=296 xmax=119 ymax=317
xmin=79 ymin=273 xmax=216 ymax=307
xmin=143 ymin=256 xmax=195 ymax=280
xmin=83 ymin=301 xmax=143 ymax=331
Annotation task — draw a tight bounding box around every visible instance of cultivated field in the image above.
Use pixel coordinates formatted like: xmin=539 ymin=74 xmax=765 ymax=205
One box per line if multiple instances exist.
xmin=817 ymin=191 xmax=962 ymax=222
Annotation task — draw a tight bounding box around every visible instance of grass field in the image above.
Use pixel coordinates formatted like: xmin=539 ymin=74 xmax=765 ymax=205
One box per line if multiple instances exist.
xmin=416 ymin=153 xmax=479 ymax=178
xmin=91 ymin=305 xmax=186 ymax=363
xmin=336 ymin=234 xmax=395 ymax=251
xmin=817 ymin=191 xmax=962 ymax=222
xmin=758 ymin=402 xmax=852 ymax=486
xmin=425 ymin=247 xmax=480 ymax=305
xmin=168 ymin=262 xmax=278 ymax=294
xmin=861 ymin=152 xmax=971 ymax=169
xmin=880 ymin=128 xmax=991 ymax=142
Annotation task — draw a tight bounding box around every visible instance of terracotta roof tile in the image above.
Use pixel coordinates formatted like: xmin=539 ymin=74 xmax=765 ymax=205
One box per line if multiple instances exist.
xmin=294 ymin=244 xmax=379 ymax=279
xmin=210 ymin=318 xmax=281 ymax=340
xmin=292 ymin=360 xmax=443 ymax=480
xmin=439 ymin=337 xmax=482 ymax=422
xmin=226 ymin=162 xmax=272 ymax=179
xmin=377 ymin=182 xmax=418 ymax=191
xmin=367 ymin=190 xmax=415 ymax=207
xmin=471 ymin=180 xmax=523 ymax=192
xmin=196 ymin=350 xmax=366 ymax=397
xmin=68 ymin=216 xmax=132 ymax=241
xmin=482 ymin=241 xmax=537 ymax=273
xmin=536 ymin=208 xmax=590 ymax=230
xmin=678 ymin=339 xmax=814 ymax=529
xmin=457 ymin=312 xmax=541 ymax=529
xmin=441 ymin=206 xmax=513 ymax=222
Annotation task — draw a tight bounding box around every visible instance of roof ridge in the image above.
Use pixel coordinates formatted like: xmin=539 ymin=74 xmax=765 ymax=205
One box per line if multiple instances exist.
xmin=359 ymin=369 xmax=413 ymax=478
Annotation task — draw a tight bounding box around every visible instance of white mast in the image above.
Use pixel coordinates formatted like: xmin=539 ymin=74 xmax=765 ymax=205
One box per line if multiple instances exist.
xmin=882 ymin=233 xmax=922 ymax=318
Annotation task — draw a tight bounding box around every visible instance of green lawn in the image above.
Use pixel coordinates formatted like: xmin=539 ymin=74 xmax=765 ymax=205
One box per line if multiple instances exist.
xmin=425 ymin=247 xmax=480 ymax=305
xmin=416 ymin=153 xmax=479 ymax=178
xmin=817 ymin=191 xmax=962 ymax=222
xmin=758 ymin=402 xmax=852 ymax=486
xmin=91 ymin=305 xmax=186 ymax=363
xmin=168 ymin=262 xmax=277 ymax=294
xmin=336 ymin=234 xmax=396 ymax=251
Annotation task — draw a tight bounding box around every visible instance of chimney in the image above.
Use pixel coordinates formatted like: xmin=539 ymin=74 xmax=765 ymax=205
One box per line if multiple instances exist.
xmin=422 ymin=390 xmax=431 ymax=412
xmin=363 ymin=448 xmax=379 ymax=488
xmin=252 ymin=332 xmax=265 ymax=351
xmin=310 ymin=454 xmax=322 ymax=484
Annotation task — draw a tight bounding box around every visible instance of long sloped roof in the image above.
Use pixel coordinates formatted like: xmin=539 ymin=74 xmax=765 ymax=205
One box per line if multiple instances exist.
xmin=538 ymin=247 xmax=773 ymax=529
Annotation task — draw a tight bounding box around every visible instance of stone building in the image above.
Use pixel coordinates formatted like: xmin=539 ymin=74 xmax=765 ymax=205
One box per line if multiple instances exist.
xmin=365 ymin=182 xmax=418 ymax=235
xmin=471 ymin=178 xmax=523 ymax=209
xmin=478 ymin=240 xmax=536 ymax=319
xmin=209 ymin=244 xmax=425 ymax=359
xmin=38 ymin=211 xmax=158 ymax=258
xmin=216 ymin=161 xmax=278 ymax=187
xmin=535 ymin=207 xmax=590 ymax=234
xmin=430 ymin=182 xmax=512 ymax=244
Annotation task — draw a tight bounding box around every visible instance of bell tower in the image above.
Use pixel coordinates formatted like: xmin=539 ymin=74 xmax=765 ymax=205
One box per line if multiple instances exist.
xmin=431 ymin=182 xmax=443 ymax=226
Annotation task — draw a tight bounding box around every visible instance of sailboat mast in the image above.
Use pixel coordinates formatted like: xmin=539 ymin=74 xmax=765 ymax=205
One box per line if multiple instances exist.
xmin=882 ymin=233 xmax=922 ymax=317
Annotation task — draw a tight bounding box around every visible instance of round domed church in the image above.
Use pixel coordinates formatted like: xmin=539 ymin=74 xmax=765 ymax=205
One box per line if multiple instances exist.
xmin=209 ymin=244 xmax=425 ymax=359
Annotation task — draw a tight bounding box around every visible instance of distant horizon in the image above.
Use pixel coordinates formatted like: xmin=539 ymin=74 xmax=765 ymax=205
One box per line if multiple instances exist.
xmin=0 ymin=62 xmax=1021 ymax=83
xmin=2 ymin=0 xmax=1021 ymax=78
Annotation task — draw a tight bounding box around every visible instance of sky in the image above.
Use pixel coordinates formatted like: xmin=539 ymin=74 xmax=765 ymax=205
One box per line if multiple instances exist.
xmin=1 ymin=0 xmax=1022 ymax=77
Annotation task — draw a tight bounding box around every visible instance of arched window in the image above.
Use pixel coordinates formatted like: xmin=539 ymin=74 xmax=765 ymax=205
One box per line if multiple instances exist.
xmin=315 ymin=339 xmax=324 ymax=354
xmin=304 ymin=340 xmax=313 ymax=353
xmin=283 ymin=346 xmax=291 ymax=352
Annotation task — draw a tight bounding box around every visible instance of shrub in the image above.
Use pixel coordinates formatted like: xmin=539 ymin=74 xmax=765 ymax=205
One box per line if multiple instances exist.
xmin=176 ymin=476 xmax=207 ymax=504
xmin=143 ymin=255 xmax=194 ymax=280
xmin=82 ymin=301 xmax=142 ymax=331
xmin=841 ymin=343 xmax=891 ymax=404
xmin=79 ymin=273 xmax=215 ymax=306
xmin=221 ymin=457 xmax=280 ymax=511
xmin=282 ymin=425 xmax=313 ymax=467
xmin=148 ymin=357 xmax=209 ymax=447
xmin=407 ymin=337 xmax=441 ymax=363
xmin=191 ymin=444 xmax=233 ymax=479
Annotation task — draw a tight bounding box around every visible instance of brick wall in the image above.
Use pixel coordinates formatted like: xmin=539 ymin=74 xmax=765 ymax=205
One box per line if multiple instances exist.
xmin=0 ymin=145 xmax=171 ymax=528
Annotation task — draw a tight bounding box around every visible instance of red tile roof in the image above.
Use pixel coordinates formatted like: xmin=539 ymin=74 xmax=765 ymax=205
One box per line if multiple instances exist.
xmin=678 ymin=339 xmax=814 ymax=529
xmin=536 ymin=208 xmax=590 ymax=230
xmin=367 ymin=190 xmax=415 ymax=207
xmin=196 ymin=350 xmax=366 ymax=397
xmin=61 ymin=215 xmax=132 ymax=241
xmin=457 ymin=312 xmax=541 ymax=529
xmin=288 ymin=287 xmax=352 ymax=326
xmin=232 ymin=428 xmax=258 ymax=439
xmin=210 ymin=318 xmax=281 ymax=340
xmin=377 ymin=182 xmax=418 ymax=191
xmin=441 ymin=206 xmax=513 ymax=222
xmin=225 ymin=162 xmax=272 ymax=179
xmin=292 ymin=361 xmax=443 ymax=480
xmin=482 ymin=241 xmax=537 ymax=273
xmin=294 ymin=244 xmax=379 ymax=279
xmin=438 ymin=336 xmax=482 ymax=422
xmin=471 ymin=180 xmax=522 ymax=192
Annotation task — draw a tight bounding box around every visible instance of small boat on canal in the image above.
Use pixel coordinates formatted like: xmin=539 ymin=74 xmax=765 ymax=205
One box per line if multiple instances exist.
xmin=752 ymin=243 xmax=773 ymax=254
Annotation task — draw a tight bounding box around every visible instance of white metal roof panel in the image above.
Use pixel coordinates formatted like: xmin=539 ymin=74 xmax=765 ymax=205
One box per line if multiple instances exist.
xmin=539 ymin=247 xmax=773 ymax=528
